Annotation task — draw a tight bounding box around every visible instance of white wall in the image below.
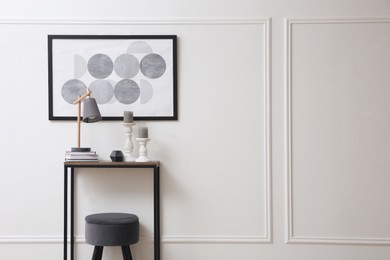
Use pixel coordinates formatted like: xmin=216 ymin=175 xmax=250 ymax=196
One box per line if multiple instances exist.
xmin=0 ymin=1 xmax=390 ymax=259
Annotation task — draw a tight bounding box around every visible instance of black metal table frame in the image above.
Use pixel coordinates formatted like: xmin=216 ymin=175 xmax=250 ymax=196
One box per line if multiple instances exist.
xmin=63 ymin=161 xmax=160 ymax=260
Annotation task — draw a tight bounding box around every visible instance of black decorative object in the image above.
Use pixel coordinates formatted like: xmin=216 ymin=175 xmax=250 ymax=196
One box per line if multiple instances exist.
xmin=110 ymin=150 xmax=124 ymax=162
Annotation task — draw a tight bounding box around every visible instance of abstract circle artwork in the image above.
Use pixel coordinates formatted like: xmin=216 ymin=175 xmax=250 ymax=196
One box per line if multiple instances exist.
xmin=64 ymin=45 xmax=167 ymax=105
xmin=49 ymin=35 xmax=177 ymax=120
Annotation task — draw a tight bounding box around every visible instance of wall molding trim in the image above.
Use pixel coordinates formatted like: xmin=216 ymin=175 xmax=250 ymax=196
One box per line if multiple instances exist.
xmin=285 ymin=17 xmax=390 ymax=25
xmin=0 ymin=236 xmax=64 ymax=244
xmin=0 ymin=17 xmax=269 ymax=25
xmin=0 ymin=17 xmax=272 ymax=245
xmin=0 ymin=236 xmax=152 ymax=245
xmin=162 ymin=235 xmax=270 ymax=244
xmin=0 ymin=235 xmax=268 ymax=245
xmin=285 ymin=17 xmax=390 ymax=246
xmin=287 ymin=237 xmax=390 ymax=246
xmin=263 ymin=17 xmax=272 ymax=244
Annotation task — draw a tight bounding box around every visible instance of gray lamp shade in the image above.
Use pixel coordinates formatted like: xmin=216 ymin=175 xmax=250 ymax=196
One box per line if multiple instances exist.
xmin=82 ymin=98 xmax=102 ymax=123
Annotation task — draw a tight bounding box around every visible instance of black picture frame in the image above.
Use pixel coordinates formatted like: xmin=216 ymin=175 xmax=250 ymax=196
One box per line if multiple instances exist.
xmin=48 ymin=35 xmax=177 ymax=121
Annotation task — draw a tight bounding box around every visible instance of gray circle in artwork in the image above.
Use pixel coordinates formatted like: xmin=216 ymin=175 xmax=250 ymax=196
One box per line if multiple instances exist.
xmin=140 ymin=53 xmax=166 ymax=79
xmin=88 ymin=54 xmax=114 ymax=79
xmin=114 ymin=54 xmax=140 ymax=78
xmin=114 ymin=79 xmax=140 ymax=104
xmin=74 ymin=54 xmax=87 ymax=78
xmin=140 ymin=79 xmax=153 ymax=104
xmin=61 ymin=79 xmax=87 ymax=104
xmin=127 ymin=41 xmax=153 ymax=54
xmin=89 ymin=80 xmax=114 ymax=104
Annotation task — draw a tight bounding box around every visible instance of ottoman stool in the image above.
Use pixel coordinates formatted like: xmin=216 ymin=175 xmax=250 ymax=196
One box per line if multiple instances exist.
xmin=85 ymin=213 xmax=139 ymax=260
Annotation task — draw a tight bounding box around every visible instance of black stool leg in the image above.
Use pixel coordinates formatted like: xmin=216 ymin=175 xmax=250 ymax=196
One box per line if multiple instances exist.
xmin=121 ymin=245 xmax=133 ymax=260
xmin=92 ymin=246 xmax=103 ymax=260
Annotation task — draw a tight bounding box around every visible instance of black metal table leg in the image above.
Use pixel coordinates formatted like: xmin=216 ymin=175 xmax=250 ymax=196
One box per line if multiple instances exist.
xmin=64 ymin=165 xmax=68 ymax=260
xmin=70 ymin=167 xmax=75 ymax=260
xmin=154 ymin=165 xmax=160 ymax=260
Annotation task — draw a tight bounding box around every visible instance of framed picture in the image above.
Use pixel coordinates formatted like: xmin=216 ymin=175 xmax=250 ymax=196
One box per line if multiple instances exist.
xmin=48 ymin=35 xmax=177 ymax=120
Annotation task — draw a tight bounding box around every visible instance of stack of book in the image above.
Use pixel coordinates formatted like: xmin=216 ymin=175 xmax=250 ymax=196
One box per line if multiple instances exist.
xmin=65 ymin=151 xmax=99 ymax=162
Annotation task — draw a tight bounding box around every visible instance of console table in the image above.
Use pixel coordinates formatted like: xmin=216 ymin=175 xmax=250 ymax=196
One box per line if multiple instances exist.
xmin=63 ymin=161 xmax=160 ymax=260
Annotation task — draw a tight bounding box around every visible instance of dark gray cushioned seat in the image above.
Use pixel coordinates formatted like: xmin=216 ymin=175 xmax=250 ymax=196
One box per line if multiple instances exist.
xmin=85 ymin=213 xmax=139 ymax=246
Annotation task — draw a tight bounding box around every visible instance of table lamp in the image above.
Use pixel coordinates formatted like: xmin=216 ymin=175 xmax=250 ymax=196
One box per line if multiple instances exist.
xmin=71 ymin=88 xmax=101 ymax=152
